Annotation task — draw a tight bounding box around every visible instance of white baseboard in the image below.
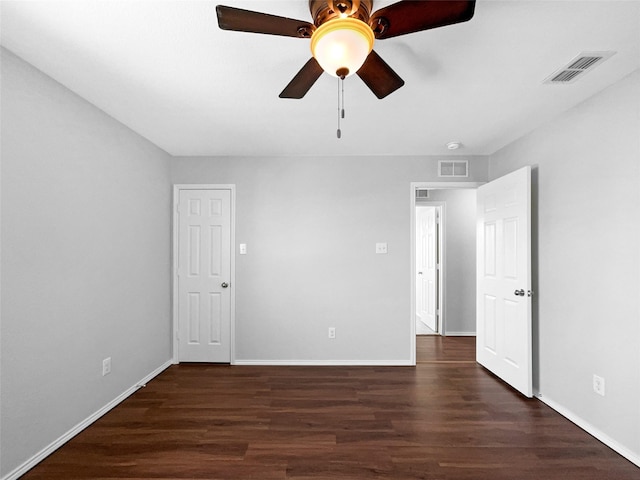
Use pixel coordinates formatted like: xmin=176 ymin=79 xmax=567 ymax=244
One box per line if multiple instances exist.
xmin=234 ymin=359 xmax=414 ymax=366
xmin=2 ymin=360 xmax=173 ymax=480
xmin=443 ymin=331 xmax=476 ymax=336
xmin=537 ymin=393 xmax=640 ymax=468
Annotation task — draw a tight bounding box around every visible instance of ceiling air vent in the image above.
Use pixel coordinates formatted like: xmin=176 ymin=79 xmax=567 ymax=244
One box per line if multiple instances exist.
xmin=439 ymin=160 xmax=468 ymax=178
xmin=544 ymin=51 xmax=615 ymax=84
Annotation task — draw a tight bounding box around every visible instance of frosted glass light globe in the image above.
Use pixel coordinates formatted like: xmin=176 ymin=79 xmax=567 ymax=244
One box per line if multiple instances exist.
xmin=311 ymin=18 xmax=375 ymax=78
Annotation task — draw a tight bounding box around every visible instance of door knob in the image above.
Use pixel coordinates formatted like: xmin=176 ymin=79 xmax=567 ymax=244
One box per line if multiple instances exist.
xmin=221 ymin=282 xmax=229 ymax=288
xmin=514 ymin=289 xmax=525 ymax=296
xmin=418 ymin=272 xmax=423 ymax=275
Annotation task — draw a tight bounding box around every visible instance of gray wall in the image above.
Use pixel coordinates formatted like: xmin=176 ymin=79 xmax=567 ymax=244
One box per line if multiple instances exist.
xmin=489 ymin=70 xmax=640 ymax=461
xmin=0 ymin=49 xmax=173 ymax=476
xmin=171 ymin=156 xmax=488 ymax=362
xmin=421 ymin=189 xmax=477 ymax=334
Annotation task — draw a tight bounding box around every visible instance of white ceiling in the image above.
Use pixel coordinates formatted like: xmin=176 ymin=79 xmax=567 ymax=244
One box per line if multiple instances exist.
xmin=1 ymin=0 xmax=639 ymax=157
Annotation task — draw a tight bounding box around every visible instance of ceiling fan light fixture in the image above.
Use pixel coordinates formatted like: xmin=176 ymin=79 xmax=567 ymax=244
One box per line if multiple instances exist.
xmin=310 ymin=17 xmax=374 ymax=78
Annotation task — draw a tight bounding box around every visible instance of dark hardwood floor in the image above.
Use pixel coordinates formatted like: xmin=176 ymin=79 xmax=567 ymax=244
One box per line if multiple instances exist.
xmin=21 ymin=336 xmax=638 ymax=479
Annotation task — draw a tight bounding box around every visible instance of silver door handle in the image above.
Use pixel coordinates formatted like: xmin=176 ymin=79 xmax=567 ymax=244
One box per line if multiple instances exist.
xmin=221 ymin=282 xmax=229 ymax=288
xmin=514 ymin=289 xmax=525 ymax=296
xmin=418 ymin=272 xmax=423 ymax=275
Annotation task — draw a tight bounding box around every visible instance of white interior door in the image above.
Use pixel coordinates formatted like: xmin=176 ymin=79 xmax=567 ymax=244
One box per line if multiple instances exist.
xmin=416 ymin=206 xmax=438 ymax=331
xmin=476 ymin=166 xmax=532 ymax=397
xmin=177 ymin=188 xmax=232 ymax=362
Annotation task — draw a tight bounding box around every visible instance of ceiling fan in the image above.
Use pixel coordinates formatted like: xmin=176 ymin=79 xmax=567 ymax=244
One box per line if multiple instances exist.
xmin=216 ymin=0 xmax=476 ymax=99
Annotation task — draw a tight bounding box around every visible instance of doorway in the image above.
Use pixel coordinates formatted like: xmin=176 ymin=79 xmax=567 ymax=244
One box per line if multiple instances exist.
xmin=410 ymin=182 xmax=482 ymax=364
xmin=172 ymin=185 xmax=236 ymax=364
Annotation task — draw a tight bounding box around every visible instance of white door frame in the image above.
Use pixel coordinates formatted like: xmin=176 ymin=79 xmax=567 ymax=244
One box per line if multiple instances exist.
xmin=172 ymin=184 xmax=236 ymax=364
xmin=409 ymin=182 xmax=484 ymax=365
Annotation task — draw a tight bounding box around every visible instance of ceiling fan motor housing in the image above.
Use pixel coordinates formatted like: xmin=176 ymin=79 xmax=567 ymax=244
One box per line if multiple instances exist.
xmin=310 ymin=0 xmax=373 ymax=26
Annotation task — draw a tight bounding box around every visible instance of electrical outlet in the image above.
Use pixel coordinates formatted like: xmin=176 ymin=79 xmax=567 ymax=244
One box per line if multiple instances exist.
xmin=593 ymin=374 xmax=605 ymax=396
xmin=102 ymin=357 xmax=111 ymax=376
xmin=375 ymin=242 xmax=388 ymax=254
xmin=328 ymin=327 xmax=336 ymax=339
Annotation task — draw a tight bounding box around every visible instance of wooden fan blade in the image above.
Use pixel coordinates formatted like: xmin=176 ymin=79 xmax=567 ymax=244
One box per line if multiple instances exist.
xmin=356 ymin=50 xmax=405 ymax=99
xmin=279 ymin=58 xmax=324 ymax=99
xmin=216 ymin=5 xmax=314 ymax=38
xmin=370 ymin=0 xmax=476 ymax=39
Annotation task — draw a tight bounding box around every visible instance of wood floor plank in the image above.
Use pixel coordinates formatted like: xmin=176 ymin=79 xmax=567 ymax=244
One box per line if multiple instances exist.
xmin=19 ymin=337 xmax=638 ymax=479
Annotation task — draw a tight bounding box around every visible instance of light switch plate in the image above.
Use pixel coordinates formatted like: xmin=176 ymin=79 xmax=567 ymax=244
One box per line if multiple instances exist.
xmin=239 ymin=243 xmax=247 ymax=255
xmin=376 ymin=243 xmax=388 ymax=254
xmin=102 ymin=357 xmax=111 ymax=376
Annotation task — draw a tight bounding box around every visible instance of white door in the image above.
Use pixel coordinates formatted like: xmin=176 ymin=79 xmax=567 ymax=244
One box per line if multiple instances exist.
xmin=177 ymin=188 xmax=232 ymax=362
xmin=416 ymin=206 xmax=438 ymax=331
xmin=476 ymin=166 xmax=532 ymax=397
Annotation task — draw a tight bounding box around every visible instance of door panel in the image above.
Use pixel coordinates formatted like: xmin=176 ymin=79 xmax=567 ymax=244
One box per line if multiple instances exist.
xmin=483 ymin=222 xmax=496 ymax=276
xmin=208 ymin=293 xmax=222 ymax=344
xmin=476 ymin=166 xmax=532 ymax=397
xmin=188 ymin=292 xmax=200 ymax=343
xmin=483 ymin=295 xmax=497 ymax=353
xmin=178 ymin=189 xmax=232 ymax=362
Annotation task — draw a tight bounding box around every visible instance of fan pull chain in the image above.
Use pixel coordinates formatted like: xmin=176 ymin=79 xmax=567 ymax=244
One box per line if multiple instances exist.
xmin=341 ymin=76 xmax=345 ymax=119
xmin=337 ymin=77 xmax=341 ymax=139
xmin=337 ymin=76 xmax=346 ymax=139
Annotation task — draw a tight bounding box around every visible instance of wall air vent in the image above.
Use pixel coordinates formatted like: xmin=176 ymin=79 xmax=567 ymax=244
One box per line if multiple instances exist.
xmin=438 ymin=160 xmax=468 ymax=178
xmin=416 ymin=189 xmax=430 ymax=199
xmin=544 ymin=51 xmax=615 ymax=84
